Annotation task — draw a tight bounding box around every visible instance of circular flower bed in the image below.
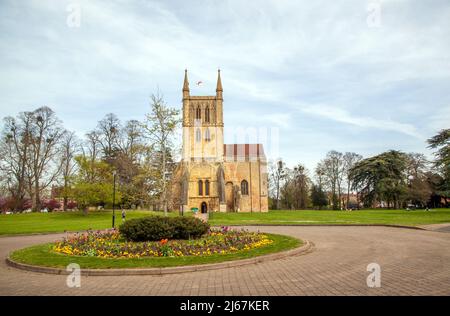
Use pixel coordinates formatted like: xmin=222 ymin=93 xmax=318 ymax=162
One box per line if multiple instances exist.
xmin=53 ymin=227 xmax=273 ymax=259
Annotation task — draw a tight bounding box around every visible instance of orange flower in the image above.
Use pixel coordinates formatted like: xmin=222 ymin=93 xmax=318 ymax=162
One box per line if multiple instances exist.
xmin=160 ymin=239 xmax=168 ymax=245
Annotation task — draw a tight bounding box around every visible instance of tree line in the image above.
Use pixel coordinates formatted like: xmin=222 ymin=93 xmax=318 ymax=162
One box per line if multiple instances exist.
xmin=1 ymin=97 xmax=448 ymax=213
xmin=0 ymin=93 xmax=180 ymax=213
xmin=269 ymin=129 xmax=449 ymax=210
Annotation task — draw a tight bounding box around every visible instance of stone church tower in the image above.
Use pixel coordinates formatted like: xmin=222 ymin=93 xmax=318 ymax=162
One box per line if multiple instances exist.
xmin=171 ymin=70 xmax=268 ymax=213
xmin=181 ymin=69 xmax=224 ymax=162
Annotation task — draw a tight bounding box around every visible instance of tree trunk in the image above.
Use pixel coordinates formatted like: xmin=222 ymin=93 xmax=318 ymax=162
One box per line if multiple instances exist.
xmin=63 ymin=177 xmax=68 ymax=211
xmin=276 ymin=182 xmax=280 ymax=210
xmin=162 ymin=143 xmax=167 ymax=216
xmin=33 ymin=177 xmax=41 ymax=212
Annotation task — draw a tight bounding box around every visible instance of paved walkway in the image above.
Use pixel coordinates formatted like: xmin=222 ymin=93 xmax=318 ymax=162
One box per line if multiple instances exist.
xmin=1 ymin=226 xmax=449 ymax=295
xmin=419 ymin=223 xmax=450 ymax=233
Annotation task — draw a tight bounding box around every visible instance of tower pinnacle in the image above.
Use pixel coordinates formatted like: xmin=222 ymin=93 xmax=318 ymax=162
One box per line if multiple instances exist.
xmin=183 ymin=69 xmax=189 ymax=92
xmin=216 ymin=69 xmax=223 ymax=92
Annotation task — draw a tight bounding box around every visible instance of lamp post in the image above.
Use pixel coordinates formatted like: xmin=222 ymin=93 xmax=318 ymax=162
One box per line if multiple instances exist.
xmin=112 ymin=171 xmax=117 ymax=228
xmin=407 ymin=175 xmax=414 ymax=209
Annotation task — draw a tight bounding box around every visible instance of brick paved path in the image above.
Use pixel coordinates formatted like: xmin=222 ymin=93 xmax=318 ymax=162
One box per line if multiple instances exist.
xmin=1 ymin=226 xmax=449 ymax=295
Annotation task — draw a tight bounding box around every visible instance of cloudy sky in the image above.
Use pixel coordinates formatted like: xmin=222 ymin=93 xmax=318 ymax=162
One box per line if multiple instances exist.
xmin=1 ymin=0 xmax=449 ymax=172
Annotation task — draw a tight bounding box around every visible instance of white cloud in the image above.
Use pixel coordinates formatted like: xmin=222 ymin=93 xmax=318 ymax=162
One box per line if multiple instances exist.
xmin=0 ymin=0 xmax=449 ymax=169
xmin=298 ymin=103 xmax=423 ymax=139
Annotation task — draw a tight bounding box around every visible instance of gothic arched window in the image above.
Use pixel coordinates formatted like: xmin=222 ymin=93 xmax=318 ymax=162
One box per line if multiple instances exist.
xmin=205 ymin=180 xmax=210 ymax=196
xmin=241 ymin=180 xmax=249 ymax=195
xmin=195 ymin=128 xmax=201 ymax=142
xmin=204 ymin=128 xmax=211 ymax=142
xmin=198 ymin=180 xmax=203 ymax=196
xmin=211 ymin=106 xmax=216 ymax=123
xmin=196 ymin=106 xmax=201 ymax=120
xmin=205 ymin=106 xmax=210 ymax=123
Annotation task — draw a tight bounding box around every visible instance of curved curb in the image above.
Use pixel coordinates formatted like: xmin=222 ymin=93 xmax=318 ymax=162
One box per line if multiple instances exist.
xmin=226 ymin=224 xmax=428 ymax=230
xmin=5 ymin=240 xmax=313 ymax=276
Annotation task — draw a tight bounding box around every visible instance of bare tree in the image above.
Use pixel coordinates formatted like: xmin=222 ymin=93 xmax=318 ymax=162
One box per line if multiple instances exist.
xmin=406 ymin=153 xmax=428 ymax=178
xmin=84 ymin=131 xmax=101 ymax=162
xmin=0 ymin=113 xmax=33 ymax=210
xmin=319 ymin=150 xmax=345 ymax=210
xmin=119 ymin=119 xmax=143 ymax=163
xmin=25 ymin=107 xmax=65 ymax=211
xmin=268 ymin=159 xmax=287 ymax=210
xmin=142 ymin=92 xmax=180 ymax=216
xmin=59 ymin=131 xmax=80 ymax=210
xmin=279 ymin=164 xmax=310 ymax=209
xmin=343 ymin=152 xmax=363 ymax=209
xmin=97 ymin=113 xmax=121 ymax=160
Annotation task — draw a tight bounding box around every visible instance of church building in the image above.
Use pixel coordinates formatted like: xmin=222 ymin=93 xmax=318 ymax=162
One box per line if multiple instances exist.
xmin=171 ymin=70 xmax=268 ymax=213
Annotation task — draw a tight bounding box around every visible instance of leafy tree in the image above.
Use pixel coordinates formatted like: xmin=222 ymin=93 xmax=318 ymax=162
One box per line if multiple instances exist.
xmin=407 ymin=177 xmax=432 ymax=207
xmin=72 ymin=155 xmax=121 ymax=213
xmin=350 ymin=150 xmax=408 ymax=208
xmin=310 ymin=184 xmax=328 ymax=210
xmin=427 ymin=129 xmax=450 ymax=198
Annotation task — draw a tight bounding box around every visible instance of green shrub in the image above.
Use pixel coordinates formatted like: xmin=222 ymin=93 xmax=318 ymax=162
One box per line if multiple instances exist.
xmin=119 ymin=216 xmax=210 ymax=241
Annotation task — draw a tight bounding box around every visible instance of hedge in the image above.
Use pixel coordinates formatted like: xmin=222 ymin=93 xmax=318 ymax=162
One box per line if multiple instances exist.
xmin=119 ymin=216 xmax=210 ymax=241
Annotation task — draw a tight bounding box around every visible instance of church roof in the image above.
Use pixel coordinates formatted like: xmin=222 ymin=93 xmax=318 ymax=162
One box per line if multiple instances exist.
xmin=223 ymin=144 xmax=266 ymax=161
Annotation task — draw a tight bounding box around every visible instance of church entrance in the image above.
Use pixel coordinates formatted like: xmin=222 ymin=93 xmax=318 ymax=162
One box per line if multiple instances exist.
xmin=201 ymin=202 xmax=208 ymax=213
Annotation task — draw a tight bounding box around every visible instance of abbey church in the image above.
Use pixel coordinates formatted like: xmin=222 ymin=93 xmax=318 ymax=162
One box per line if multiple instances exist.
xmin=171 ymin=70 xmax=268 ymax=213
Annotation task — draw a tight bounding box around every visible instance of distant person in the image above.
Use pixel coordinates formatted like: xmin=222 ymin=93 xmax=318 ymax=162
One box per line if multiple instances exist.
xmin=121 ymin=209 xmax=126 ymax=222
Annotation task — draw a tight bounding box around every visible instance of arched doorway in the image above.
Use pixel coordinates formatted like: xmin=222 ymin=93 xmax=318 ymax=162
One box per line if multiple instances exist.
xmin=201 ymin=202 xmax=208 ymax=213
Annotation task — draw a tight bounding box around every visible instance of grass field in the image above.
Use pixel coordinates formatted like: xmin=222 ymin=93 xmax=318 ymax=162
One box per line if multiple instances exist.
xmin=0 ymin=210 xmax=155 ymax=235
xmin=1 ymin=208 xmax=449 ymax=236
xmin=9 ymin=233 xmax=300 ymax=269
xmin=209 ymin=208 xmax=450 ymax=226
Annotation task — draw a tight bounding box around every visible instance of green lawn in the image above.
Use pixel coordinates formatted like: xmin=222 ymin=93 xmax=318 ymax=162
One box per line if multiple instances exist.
xmin=209 ymin=208 xmax=450 ymax=227
xmin=0 ymin=210 xmax=156 ymax=235
xmin=1 ymin=208 xmax=450 ymax=236
xmin=9 ymin=233 xmax=300 ymax=269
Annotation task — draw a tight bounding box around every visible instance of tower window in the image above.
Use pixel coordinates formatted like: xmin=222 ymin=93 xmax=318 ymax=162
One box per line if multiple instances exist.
xmin=195 ymin=128 xmax=201 ymax=142
xmin=205 ymin=180 xmax=210 ymax=196
xmin=198 ymin=180 xmax=203 ymax=196
xmin=205 ymin=106 xmax=210 ymax=123
xmin=241 ymin=180 xmax=249 ymax=195
xmin=196 ymin=106 xmax=201 ymax=120
xmin=205 ymin=128 xmax=211 ymax=142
